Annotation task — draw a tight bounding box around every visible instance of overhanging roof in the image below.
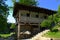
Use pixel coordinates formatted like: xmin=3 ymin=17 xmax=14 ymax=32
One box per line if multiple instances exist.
xmin=13 ymin=2 xmax=57 ymax=16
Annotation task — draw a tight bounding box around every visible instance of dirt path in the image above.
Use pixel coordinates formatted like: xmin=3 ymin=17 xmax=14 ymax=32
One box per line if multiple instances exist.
xmin=30 ymin=30 xmax=50 ymax=40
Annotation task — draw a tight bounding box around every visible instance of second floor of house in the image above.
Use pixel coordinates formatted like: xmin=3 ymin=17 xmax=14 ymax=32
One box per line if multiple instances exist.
xmin=15 ymin=10 xmax=49 ymax=24
xmin=13 ymin=3 xmax=57 ymax=24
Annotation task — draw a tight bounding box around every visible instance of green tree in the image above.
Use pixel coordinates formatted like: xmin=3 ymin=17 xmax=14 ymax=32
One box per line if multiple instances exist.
xmin=40 ymin=20 xmax=52 ymax=27
xmin=40 ymin=5 xmax=60 ymax=32
xmin=10 ymin=23 xmax=15 ymax=29
xmin=58 ymin=5 xmax=60 ymax=14
xmin=19 ymin=0 xmax=37 ymax=6
xmin=0 ymin=0 xmax=9 ymax=18
xmin=0 ymin=0 xmax=9 ymax=33
xmin=12 ymin=0 xmax=37 ymax=6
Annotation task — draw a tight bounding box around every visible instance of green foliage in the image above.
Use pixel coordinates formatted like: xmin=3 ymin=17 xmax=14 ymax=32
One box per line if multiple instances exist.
xmin=41 ymin=15 xmax=54 ymax=28
xmin=52 ymin=23 xmax=60 ymax=32
xmin=47 ymin=14 xmax=59 ymax=24
xmin=47 ymin=15 xmax=52 ymax=20
xmin=40 ymin=14 xmax=60 ymax=31
xmin=19 ymin=0 xmax=37 ymax=6
xmin=0 ymin=32 xmax=15 ymax=38
xmin=10 ymin=23 xmax=15 ymax=29
xmin=40 ymin=20 xmax=52 ymax=27
xmin=0 ymin=15 xmax=7 ymax=32
xmin=12 ymin=0 xmax=16 ymax=3
xmin=0 ymin=0 xmax=9 ymax=33
xmin=12 ymin=0 xmax=37 ymax=6
xmin=58 ymin=5 xmax=60 ymax=14
xmin=52 ymin=29 xmax=58 ymax=32
xmin=0 ymin=0 xmax=9 ymax=18
xmin=43 ymin=31 xmax=60 ymax=38
xmin=41 ymin=5 xmax=60 ymax=32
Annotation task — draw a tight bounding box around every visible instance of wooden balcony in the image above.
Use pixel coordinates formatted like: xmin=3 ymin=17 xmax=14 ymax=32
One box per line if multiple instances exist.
xmin=20 ymin=16 xmax=44 ymax=23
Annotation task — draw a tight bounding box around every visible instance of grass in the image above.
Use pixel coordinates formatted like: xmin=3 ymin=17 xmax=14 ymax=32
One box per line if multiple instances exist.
xmin=0 ymin=32 xmax=15 ymax=38
xmin=43 ymin=31 xmax=60 ymax=38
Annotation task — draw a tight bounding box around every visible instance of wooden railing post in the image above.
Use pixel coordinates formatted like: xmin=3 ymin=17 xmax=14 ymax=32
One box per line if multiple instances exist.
xmin=17 ymin=11 xmax=20 ymax=40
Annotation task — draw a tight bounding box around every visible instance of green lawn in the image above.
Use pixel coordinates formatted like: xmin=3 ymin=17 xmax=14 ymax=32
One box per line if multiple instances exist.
xmin=43 ymin=31 xmax=60 ymax=38
xmin=0 ymin=32 xmax=15 ymax=38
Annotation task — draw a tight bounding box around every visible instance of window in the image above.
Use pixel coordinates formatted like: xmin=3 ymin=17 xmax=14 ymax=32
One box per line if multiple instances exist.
xmin=44 ymin=16 xmax=47 ymax=19
xmin=21 ymin=13 xmax=26 ymax=16
xmin=26 ymin=13 xmax=30 ymax=17
xmin=36 ymin=15 xmax=39 ymax=18
xmin=32 ymin=25 xmax=38 ymax=28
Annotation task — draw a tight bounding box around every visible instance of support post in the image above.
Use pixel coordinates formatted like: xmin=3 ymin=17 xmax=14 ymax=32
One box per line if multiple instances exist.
xmin=17 ymin=11 xmax=20 ymax=40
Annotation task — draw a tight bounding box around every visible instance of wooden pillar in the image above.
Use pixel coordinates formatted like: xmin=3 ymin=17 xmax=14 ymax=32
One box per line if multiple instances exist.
xmin=17 ymin=11 xmax=20 ymax=40
xmin=29 ymin=11 xmax=31 ymax=24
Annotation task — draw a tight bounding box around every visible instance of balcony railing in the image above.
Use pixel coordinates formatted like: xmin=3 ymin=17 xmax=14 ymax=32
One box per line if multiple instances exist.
xmin=20 ymin=16 xmax=44 ymax=23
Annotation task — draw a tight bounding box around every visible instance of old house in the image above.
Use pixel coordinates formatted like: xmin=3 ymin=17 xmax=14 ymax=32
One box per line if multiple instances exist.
xmin=13 ymin=3 xmax=57 ymax=39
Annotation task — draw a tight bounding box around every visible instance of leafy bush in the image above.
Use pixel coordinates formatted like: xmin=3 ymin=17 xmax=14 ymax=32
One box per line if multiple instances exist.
xmin=40 ymin=20 xmax=52 ymax=27
xmin=51 ymin=25 xmax=58 ymax=32
xmin=52 ymin=29 xmax=58 ymax=32
xmin=40 ymin=5 xmax=60 ymax=32
xmin=10 ymin=23 xmax=16 ymax=29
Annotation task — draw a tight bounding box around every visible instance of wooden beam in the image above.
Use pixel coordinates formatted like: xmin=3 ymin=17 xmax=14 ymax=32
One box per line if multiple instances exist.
xmin=17 ymin=11 xmax=20 ymax=40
